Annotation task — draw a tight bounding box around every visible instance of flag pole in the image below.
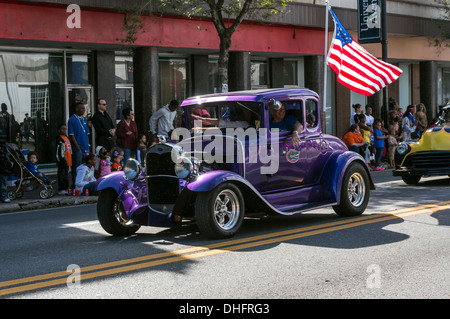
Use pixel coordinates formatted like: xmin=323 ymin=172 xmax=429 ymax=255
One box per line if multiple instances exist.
xmin=323 ymin=0 xmax=329 ymax=128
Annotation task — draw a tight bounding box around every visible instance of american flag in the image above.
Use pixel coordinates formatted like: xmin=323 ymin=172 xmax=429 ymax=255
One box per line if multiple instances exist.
xmin=327 ymin=8 xmax=402 ymax=96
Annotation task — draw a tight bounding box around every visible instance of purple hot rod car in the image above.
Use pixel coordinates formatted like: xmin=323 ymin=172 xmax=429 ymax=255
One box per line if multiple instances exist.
xmin=95 ymin=88 xmax=374 ymax=239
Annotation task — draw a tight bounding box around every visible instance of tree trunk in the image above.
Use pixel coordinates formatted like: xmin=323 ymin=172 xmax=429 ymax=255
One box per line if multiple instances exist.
xmin=218 ymin=34 xmax=232 ymax=93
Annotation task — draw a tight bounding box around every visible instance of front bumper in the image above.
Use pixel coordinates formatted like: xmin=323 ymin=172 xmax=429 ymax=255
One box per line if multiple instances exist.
xmin=393 ymin=167 xmax=450 ymax=177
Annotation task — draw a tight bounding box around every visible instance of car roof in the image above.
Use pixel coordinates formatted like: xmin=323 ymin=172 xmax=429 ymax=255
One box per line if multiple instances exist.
xmin=180 ymin=88 xmax=319 ymax=107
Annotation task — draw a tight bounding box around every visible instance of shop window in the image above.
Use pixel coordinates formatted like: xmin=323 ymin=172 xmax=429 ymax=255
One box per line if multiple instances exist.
xmin=208 ymin=59 xmax=219 ymax=93
xmin=251 ymin=60 xmax=268 ymax=88
xmin=443 ymin=70 xmax=450 ymax=105
xmin=115 ymin=55 xmax=134 ymax=123
xmin=160 ymin=58 xmax=187 ymax=128
xmin=284 ymin=58 xmax=304 ymax=88
xmin=283 ymin=60 xmax=298 ymax=87
xmin=115 ymin=87 xmax=134 ymax=123
xmin=160 ymin=58 xmax=187 ymax=103
xmin=398 ymin=63 xmax=410 ymax=109
xmin=115 ymin=56 xmax=133 ymax=85
xmin=0 ymin=52 xmax=64 ymax=164
xmin=66 ymin=54 xmax=89 ymax=84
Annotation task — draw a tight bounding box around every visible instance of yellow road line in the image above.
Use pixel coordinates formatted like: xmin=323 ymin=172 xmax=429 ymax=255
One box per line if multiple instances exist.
xmin=1 ymin=201 xmax=449 ymax=296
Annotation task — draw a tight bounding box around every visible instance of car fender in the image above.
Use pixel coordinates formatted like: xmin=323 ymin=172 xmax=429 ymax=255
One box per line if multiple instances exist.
xmin=186 ymin=170 xmax=252 ymax=192
xmin=321 ymin=151 xmax=375 ymax=204
xmin=94 ymin=171 xmax=126 ymax=194
xmin=94 ymin=171 xmax=147 ymax=215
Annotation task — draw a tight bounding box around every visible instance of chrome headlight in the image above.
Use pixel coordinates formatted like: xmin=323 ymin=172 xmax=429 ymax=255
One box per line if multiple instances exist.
xmin=396 ymin=142 xmax=409 ymax=155
xmin=174 ymin=157 xmax=193 ymax=179
xmin=124 ymin=158 xmax=142 ymax=180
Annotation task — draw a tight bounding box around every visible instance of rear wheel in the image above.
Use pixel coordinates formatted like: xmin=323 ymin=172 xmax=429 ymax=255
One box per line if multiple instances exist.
xmin=333 ymin=162 xmax=370 ymax=217
xmin=97 ymin=188 xmax=140 ymax=236
xmin=195 ymin=182 xmax=244 ymax=239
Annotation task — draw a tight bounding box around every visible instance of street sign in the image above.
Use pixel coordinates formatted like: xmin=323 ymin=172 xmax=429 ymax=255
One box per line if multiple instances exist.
xmin=357 ymin=0 xmax=382 ymax=44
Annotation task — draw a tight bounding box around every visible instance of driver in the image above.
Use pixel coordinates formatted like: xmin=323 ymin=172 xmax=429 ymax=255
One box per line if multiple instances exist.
xmin=269 ymin=100 xmax=303 ymax=147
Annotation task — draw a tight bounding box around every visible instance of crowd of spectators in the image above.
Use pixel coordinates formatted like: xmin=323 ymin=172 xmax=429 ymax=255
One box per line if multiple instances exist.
xmin=341 ymin=99 xmax=431 ymax=171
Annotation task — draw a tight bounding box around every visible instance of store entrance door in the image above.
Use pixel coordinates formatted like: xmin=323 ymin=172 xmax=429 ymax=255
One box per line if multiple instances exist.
xmin=115 ymin=86 xmax=134 ymax=124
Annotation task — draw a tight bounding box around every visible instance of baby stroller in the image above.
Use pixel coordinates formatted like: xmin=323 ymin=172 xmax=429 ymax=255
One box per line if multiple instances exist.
xmin=6 ymin=143 xmax=55 ymax=199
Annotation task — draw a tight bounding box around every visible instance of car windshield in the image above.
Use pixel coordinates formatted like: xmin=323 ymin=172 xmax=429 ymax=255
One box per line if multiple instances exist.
xmin=443 ymin=107 xmax=450 ymax=123
xmin=184 ymin=101 xmax=262 ymax=130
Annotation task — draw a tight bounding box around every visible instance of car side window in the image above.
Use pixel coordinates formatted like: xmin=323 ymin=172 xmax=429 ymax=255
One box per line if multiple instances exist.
xmin=189 ymin=106 xmax=217 ymax=128
xmin=305 ymin=99 xmax=318 ymax=129
xmin=283 ymin=100 xmax=304 ymax=131
xmin=188 ymin=102 xmax=261 ymax=130
xmin=220 ymin=102 xmax=261 ymax=129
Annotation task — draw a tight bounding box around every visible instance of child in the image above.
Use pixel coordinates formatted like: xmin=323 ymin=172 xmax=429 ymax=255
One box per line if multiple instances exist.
xmin=111 ymin=147 xmax=124 ymax=171
xmin=75 ymin=153 xmax=96 ymax=194
xmin=357 ymin=114 xmax=372 ymax=144
xmin=56 ymin=124 xmax=72 ymax=195
xmin=387 ymin=127 xmax=398 ymax=168
xmin=0 ymin=129 xmax=12 ymax=202
xmin=95 ymin=146 xmax=111 ymax=177
xmin=26 ymin=151 xmax=54 ymax=184
xmin=373 ymin=119 xmax=389 ymax=171
xmin=136 ymin=134 xmax=147 ymax=165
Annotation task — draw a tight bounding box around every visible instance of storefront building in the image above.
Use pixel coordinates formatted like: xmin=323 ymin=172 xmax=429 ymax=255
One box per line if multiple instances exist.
xmin=0 ymin=0 xmax=449 ymax=164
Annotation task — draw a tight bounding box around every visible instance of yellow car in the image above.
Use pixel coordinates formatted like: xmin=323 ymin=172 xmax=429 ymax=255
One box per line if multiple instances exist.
xmin=393 ymin=105 xmax=450 ymax=184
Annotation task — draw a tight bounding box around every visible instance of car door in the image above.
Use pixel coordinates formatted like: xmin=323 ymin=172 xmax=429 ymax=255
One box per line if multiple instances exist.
xmin=301 ymin=98 xmax=326 ymax=186
xmin=257 ymin=99 xmax=308 ymax=193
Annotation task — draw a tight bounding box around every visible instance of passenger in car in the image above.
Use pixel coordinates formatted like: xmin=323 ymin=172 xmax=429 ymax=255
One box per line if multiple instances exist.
xmin=268 ymin=100 xmax=303 ymax=147
xmin=191 ymin=108 xmax=250 ymax=129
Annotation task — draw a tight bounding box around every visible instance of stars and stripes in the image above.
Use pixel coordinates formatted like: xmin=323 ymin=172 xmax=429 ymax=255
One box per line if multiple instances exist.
xmin=326 ymin=8 xmax=402 ymax=96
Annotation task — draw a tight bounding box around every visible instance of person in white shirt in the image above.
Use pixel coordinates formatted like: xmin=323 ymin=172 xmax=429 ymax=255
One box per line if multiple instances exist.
xmin=149 ymin=100 xmax=179 ymax=139
xmin=75 ymin=154 xmax=96 ymax=193
xmin=365 ymin=104 xmax=375 ymax=127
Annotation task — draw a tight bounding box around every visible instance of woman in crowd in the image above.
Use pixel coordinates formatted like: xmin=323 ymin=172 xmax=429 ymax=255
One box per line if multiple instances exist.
xmin=342 ymin=124 xmax=368 ymax=157
xmin=116 ymin=108 xmax=138 ymax=164
xmin=402 ymin=105 xmax=416 ymax=141
xmin=415 ymin=103 xmax=428 ymax=136
xmin=350 ymin=103 xmax=363 ymax=126
xmin=388 ymin=101 xmax=402 ymax=125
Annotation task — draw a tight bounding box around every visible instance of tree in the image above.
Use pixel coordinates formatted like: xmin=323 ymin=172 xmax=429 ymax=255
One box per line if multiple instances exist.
xmin=123 ymin=0 xmax=292 ymax=92
xmin=433 ymin=0 xmax=450 ymax=48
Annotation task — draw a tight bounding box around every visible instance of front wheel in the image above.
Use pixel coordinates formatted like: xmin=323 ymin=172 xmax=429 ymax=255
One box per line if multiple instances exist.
xmin=195 ymin=182 xmax=245 ymax=239
xmin=97 ymin=188 xmax=140 ymax=236
xmin=333 ymin=162 xmax=370 ymax=217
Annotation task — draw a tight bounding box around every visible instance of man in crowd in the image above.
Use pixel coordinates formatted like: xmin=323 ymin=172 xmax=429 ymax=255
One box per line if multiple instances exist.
xmin=68 ymin=102 xmax=90 ymax=187
xmin=149 ymin=99 xmax=178 ymax=141
xmin=92 ymin=98 xmax=116 ymax=151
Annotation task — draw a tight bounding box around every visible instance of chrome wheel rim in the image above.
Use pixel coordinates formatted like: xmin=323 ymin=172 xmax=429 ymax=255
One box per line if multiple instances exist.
xmin=114 ymin=198 xmax=134 ymax=226
xmin=213 ymin=189 xmax=240 ymax=230
xmin=347 ymin=172 xmax=366 ymax=207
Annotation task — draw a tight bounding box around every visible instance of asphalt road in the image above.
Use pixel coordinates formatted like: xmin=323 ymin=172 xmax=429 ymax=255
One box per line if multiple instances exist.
xmin=1 ymin=170 xmax=449 ymax=302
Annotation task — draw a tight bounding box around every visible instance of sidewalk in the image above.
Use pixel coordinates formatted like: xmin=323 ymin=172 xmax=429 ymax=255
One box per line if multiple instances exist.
xmin=0 ymin=168 xmax=98 ymax=214
xmin=0 ymin=193 xmax=98 ymax=214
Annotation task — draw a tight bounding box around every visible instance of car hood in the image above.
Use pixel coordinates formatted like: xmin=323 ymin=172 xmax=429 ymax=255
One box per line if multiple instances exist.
xmin=410 ymin=126 xmax=450 ymax=153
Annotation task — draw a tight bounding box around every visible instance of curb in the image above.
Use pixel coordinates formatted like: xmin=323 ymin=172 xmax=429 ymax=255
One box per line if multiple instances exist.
xmin=0 ymin=195 xmax=98 ymax=213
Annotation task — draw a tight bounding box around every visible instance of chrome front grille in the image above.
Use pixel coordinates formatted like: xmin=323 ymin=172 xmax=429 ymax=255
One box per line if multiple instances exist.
xmin=403 ymin=151 xmax=450 ymax=169
xmin=146 ymin=144 xmax=180 ymax=206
